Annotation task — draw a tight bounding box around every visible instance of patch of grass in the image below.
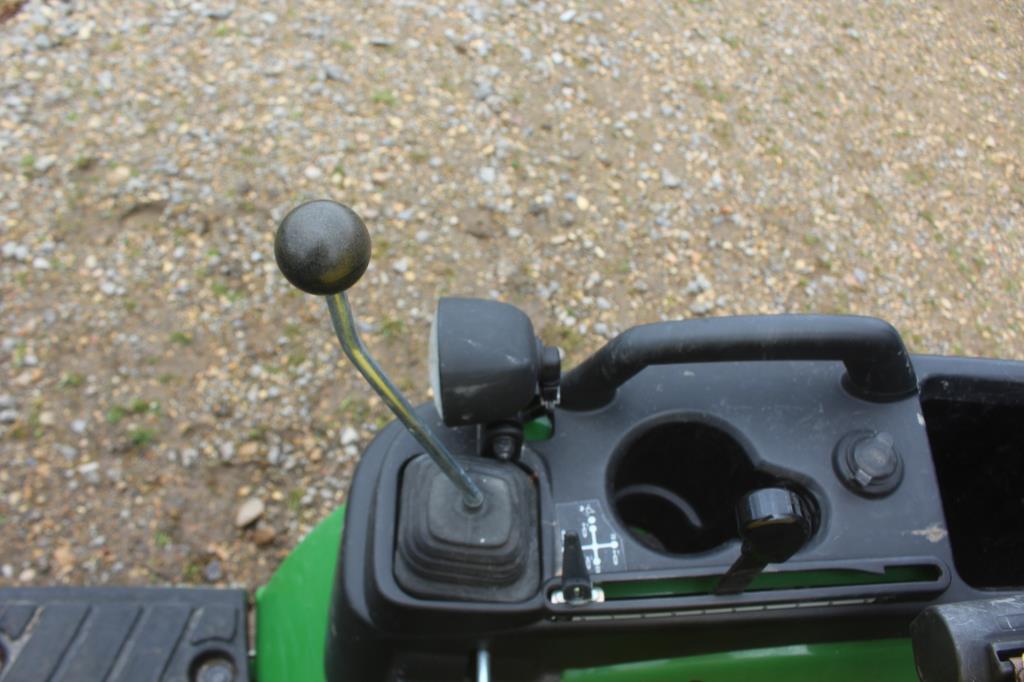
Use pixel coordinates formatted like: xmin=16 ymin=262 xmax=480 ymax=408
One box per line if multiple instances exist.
xmin=904 ymin=163 xmax=933 ymax=187
xmin=710 ymin=119 xmax=735 ymax=145
xmin=287 ymin=488 xmax=304 ymax=513
xmin=183 ymin=562 xmax=201 ymax=581
xmin=692 ymin=80 xmax=728 ymax=104
xmin=339 ymin=397 xmax=371 ymax=423
xmin=378 ymin=316 xmax=406 ymax=340
xmin=336 ymin=39 xmax=354 ymax=50
xmin=107 ymin=398 xmax=159 ymax=424
xmin=128 ymin=397 xmax=158 ymax=414
xmin=157 ymin=372 xmax=177 ymax=385
xmin=169 ymin=331 xmax=193 ymax=345
xmin=211 ymin=281 xmax=245 ymax=301
xmin=59 ymin=372 xmax=86 ymax=388
xmin=129 ymin=427 xmax=157 ymax=448
xmin=371 ymin=89 xmax=397 ymax=106
xmin=154 ymin=531 xmax=171 ymax=548
xmin=213 ymin=25 xmax=231 ymax=38
xmin=542 ymin=322 xmax=586 ymax=356
xmin=287 ymin=352 xmax=306 ymax=367
xmin=20 ymin=153 xmax=35 ymax=174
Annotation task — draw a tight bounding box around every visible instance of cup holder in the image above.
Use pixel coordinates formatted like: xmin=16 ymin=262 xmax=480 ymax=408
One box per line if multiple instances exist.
xmin=612 ymin=420 xmax=790 ymax=555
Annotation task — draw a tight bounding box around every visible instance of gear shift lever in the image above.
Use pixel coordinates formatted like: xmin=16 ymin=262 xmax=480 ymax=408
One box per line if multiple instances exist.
xmin=714 ymin=487 xmax=812 ymax=595
xmin=274 ymin=199 xmax=484 ymax=509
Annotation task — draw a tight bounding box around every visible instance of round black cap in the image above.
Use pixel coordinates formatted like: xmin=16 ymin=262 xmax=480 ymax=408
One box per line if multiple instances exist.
xmin=737 ymin=487 xmax=812 ymax=563
xmin=274 ymin=200 xmax=372 ymax=295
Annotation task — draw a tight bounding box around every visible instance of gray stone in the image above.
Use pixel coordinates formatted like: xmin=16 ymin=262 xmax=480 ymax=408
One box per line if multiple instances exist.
xmin=689 ymin=300 xmax=715 ymax=315
xmin=323 ymin=64 xmax=346 ymax=82
xmin=2 ymin=242 xmax=30 ymax=262
xmin=685 ymin=274 xmax=711 ymax=295
xmin=661 ymin=169 xmax=683 ymax=189
xmin=203 ymin=559 xmax=223 ymax=582
xmin=340 ymin=426 xmax=359 ymax=446
xmin=33 ymin=155 xmax=56 ymax=173
xmin=206 ymin=5 xmax=234 ymax=19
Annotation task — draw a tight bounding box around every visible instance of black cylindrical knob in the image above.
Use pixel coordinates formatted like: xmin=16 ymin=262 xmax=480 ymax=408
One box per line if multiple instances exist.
xmin=737 ymin=487 xmax=812 ymax=564
xmin=274 ymin=200 xmax=372 ymax=295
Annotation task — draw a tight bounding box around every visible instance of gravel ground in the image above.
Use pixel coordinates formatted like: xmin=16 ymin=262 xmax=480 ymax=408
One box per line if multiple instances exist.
xmin=1 ymin=0 xmax=1022 ymax=589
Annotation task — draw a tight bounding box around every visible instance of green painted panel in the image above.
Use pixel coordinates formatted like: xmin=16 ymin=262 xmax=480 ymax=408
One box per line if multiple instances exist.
xmin=562 ymin=638 xmax=917 ymax=682
xmin=255 ymin=505 xmax=345 ymax=682
xmin=525 ymin=415 xmax=554 ymax=441
xmin=602 ymin=564 xmax=940 ymax=600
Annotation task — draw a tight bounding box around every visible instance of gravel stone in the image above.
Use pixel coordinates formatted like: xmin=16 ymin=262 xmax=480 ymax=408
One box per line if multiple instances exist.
xmin=661 ymin=169 xmax=683 ymax=189
xmin=203 ymin=559 xmax=223 ymax=583
xmin=2 ymin=243 xmax=29 ymax=262
xmin=206 ymin=5 xmax=235 ymax=20
xmin=340 ymin=427 xmax=359 ymax=446
xmin=323 ymin=64 xmax=346 ymax=82
xmin=235 ymin=497 xmax=265 ymax=528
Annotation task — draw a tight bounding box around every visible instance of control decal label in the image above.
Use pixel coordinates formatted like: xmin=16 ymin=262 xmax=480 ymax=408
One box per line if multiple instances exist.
xmin=556 ymin=499 xmax=626 ymax=574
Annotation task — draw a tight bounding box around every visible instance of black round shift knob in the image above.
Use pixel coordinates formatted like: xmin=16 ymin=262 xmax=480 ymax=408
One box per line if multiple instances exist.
xmin=274 ymin=200 xmax=372 ymax=296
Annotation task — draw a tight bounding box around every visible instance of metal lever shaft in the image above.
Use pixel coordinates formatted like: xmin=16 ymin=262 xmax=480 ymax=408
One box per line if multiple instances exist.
xmin=327 ymin=292 xmax=484 ymax=509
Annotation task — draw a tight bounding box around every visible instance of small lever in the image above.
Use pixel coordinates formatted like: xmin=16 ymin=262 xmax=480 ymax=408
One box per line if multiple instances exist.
xmin=274 ymin=200 xmax=484 ymax=509
xmin=714 ymin=487 xmax=812 ymax=595
xmin=549 ymin=531 xmax=605 ymax=606
xmin=560 ymin=532 xmax=593 ymax=604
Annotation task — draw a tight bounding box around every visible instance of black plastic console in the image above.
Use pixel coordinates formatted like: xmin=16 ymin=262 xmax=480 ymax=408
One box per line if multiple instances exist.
xmin=325 ymin=351 xmax=1024 ymax=681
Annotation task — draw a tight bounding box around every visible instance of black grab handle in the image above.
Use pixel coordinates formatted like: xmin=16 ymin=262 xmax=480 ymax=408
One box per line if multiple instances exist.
xmin=559 ymin=315 xmax=918 ymax=410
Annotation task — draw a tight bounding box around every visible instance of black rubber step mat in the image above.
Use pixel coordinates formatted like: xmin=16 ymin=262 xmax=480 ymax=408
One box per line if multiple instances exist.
xmin=0 ymin=586 xmax=249 ymax=682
